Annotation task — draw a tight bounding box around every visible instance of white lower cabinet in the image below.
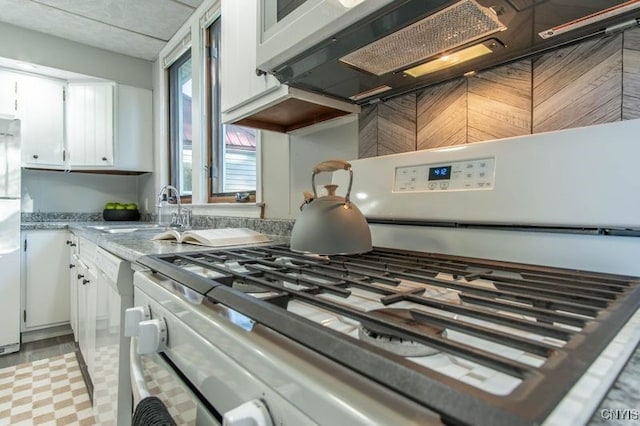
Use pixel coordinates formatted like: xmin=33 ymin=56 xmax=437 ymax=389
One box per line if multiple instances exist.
xmin=72 ymin=234 xmax=108 ymax=386
xmin=69 ymin=236 xmax=79 ymax=342
xmin=78 ymin=265 xmax=98 ymax=382
xmin=23 ymin=230 xmax=70 ymax=330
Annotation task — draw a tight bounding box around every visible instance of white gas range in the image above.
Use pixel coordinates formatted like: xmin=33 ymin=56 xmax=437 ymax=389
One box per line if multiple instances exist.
xmin=126 ymin=119 xmax=640 ymax=426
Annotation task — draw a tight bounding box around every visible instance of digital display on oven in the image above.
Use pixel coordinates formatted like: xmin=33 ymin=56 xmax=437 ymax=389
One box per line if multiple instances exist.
xmin=428 ymin=166 xmax=451 ymax=181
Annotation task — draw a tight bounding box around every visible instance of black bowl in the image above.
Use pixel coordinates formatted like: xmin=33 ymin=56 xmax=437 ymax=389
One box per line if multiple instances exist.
xmin=103 ymin=209 xmax=140 ymax=221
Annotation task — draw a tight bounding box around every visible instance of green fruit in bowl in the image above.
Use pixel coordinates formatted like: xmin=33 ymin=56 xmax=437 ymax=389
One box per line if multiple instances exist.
xmin=114 ymin=203 xmax=126 ymax=210
xmin=104 ymin=202 xmax=116 ymax=210
xmin=125 ymin=203 xmax=138 ymax=210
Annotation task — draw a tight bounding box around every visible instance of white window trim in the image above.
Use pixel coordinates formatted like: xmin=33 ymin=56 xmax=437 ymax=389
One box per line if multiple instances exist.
xmin=155 ymin=0 xmax=262 ymax=216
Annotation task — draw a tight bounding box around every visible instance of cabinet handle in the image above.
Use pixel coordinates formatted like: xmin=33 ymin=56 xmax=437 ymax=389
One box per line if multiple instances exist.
xmin=32 ymin=154 xmax=38 ymax=159
xmin=69 ymin=264 xmax=75 ymax=269
xmin=102 ymin=157 xmax=108 ymax=161
xmin=77 ymin=274 xmax=84 ymax=279
xmin=70 ymin=243 xmax=76 ymax=247
xmin=66 ymin=240 xmax=71 ymax=245
xmin=82 ymin=279 xmax=90 ymax=285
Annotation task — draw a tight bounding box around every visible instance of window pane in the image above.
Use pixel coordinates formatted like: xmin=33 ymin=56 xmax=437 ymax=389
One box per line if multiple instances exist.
xmin=223 ymin=124 xmax=256 ymax=192
xmin=208 ymin=19 xmax=257 ymax=197
xmin=169 ymin=52 xmax=192 ymax=196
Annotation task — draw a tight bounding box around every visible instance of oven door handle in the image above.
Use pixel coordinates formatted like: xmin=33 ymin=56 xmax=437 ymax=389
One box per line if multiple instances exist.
xmin=129 ymin=337 xmax=151 ymax=402
xmin=129 ymin=337 xmax=222 ymax=425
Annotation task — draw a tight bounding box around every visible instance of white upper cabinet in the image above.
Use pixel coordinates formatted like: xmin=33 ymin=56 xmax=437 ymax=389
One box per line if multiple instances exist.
xmin=9 ymin=64 xmax=151 ymax=172
xmin=114 ymin=84 xmax=153 ymax=172
xmin=220 ymin=0 xmax=280 ymax=116
xmin=16 ymin=74 xmax=66 ymax=167
xmin=219 ymin=0 xmax=359 ymax=133
xmin=0 ymin=69 xmax=18 ymax=119
xmin=66 ymin=82 xmax=152 ymax=172
xmin=67 ymin=82 xmax=115 ymax=167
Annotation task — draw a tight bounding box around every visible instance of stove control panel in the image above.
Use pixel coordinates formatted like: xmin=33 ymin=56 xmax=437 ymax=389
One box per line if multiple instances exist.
xmin=394 ymin=157 xmax=495 ymax=193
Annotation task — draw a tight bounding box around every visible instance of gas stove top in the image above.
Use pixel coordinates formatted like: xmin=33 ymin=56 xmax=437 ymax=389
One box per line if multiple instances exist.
xmin=138 ymin=244 xmax=640 ymax=426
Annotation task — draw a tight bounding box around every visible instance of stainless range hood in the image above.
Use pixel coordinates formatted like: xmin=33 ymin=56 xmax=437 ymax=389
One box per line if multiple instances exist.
xmin=260 ymin=0 xmax=640 ymax=104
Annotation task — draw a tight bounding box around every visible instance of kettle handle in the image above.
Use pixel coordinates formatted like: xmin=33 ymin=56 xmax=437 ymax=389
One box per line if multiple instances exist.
xmin=311 ymin=160 xmax=353 ymax=204
xmin=312 ymin=160 xmax=351 ymax=174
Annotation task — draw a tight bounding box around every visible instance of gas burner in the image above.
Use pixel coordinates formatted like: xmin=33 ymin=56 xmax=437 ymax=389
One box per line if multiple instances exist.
xmin=358 ymin=308 xmax=446 ymax=357
xmin=232 ymin=281 xmax=269 ymax=293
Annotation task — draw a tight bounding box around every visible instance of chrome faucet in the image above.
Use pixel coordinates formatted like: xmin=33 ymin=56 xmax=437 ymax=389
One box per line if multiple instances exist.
xmin=157 ymin=185 xmax=191 ymax=229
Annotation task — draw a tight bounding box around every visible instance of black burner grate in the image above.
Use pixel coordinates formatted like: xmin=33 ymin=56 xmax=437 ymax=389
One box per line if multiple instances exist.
xmin=138 ymin=245 xmax=640 ymax=426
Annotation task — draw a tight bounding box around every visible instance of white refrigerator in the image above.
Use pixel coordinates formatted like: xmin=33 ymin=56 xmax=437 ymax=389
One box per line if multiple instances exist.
xmin=0 ymin=118 xmax=20 ymax=355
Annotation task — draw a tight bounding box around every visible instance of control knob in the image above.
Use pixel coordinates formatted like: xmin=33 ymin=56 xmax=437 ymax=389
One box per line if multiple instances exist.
xmin=137 ymin=318 xmax=167 ymax=354
xmin=124 ymin=306 xmax=150 ymax=337
xmin=223 ymin=400 xmax=273 ymax=426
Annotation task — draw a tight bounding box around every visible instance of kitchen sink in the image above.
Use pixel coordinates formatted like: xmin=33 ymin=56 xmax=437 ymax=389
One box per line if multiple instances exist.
xmin=88 ymin=224 xmax=164 ymax=233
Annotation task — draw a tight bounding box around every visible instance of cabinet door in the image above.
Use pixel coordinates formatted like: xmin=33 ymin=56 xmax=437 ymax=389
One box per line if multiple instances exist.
xmin=115 ymin=84 xmax=152 ymax=171
xmin=0 ymin=70 xmax=18 ymax=118
xmin=69 ymin=239 xmax=79 ymax=342
xmin=67 ymin=82 xmax=114 ymax=166
xmin=77 ymin=263 xmax=88 ymax=354
xmin=85 ymin=267 xmax=98 ymax=382
xmin=24 ymin=230 xmax=70 ymax=329
xmin=220 ymin=0 xmax=280 ymax=113
xmin=16 ymin=75 xmax=65 ymax=166
xmin=77 ymin=263 xmax=97 ymax=382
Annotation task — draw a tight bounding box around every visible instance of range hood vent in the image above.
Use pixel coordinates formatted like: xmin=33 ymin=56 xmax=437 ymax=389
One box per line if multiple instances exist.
xmin=267 ymin=0 xmax=640 ymax=104
xmin=340 ymin=0 xmax=506 ymax=76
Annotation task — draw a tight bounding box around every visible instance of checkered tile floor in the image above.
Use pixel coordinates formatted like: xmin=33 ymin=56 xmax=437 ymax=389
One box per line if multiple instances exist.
xmin=0 ymin=352 xmax=95 ymax=425
xmin=93 ymin=343 xmax=120 ymax=426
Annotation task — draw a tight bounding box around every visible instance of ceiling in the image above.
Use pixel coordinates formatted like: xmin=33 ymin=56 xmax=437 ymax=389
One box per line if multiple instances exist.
xmin=0 ymin=0 xmax=205 ymax=61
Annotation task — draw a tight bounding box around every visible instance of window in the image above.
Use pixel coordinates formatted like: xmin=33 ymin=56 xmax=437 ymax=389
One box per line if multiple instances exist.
xmin=168 ymin=50 xmax=193 ymax=198
xmin=207 ymin=18 xmax=257 ymax=202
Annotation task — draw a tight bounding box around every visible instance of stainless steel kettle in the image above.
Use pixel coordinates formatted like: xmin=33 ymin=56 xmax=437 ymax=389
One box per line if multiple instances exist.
xmin=290 ymin=160 xmax=372 ymax=255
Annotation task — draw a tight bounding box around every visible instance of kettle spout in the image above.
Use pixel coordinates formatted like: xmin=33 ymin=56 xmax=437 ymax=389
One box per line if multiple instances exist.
xmin=299 ymin=191 xmax=315 ymax=211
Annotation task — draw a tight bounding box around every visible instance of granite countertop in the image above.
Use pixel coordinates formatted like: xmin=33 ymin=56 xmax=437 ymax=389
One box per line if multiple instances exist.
xmin=21 ymin=220 xmax=640 ymax=421
xmin=68 ymin=222 xmax=218 ymax=261
xmin=22 ymin=221 xmax=288 ymax=262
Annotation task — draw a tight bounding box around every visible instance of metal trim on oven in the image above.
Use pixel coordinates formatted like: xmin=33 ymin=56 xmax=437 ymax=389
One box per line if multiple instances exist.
xmin=366 ymin=218 xmax=640 ymax=236
xmin=130 ymin=337 xmax=222 ymax=425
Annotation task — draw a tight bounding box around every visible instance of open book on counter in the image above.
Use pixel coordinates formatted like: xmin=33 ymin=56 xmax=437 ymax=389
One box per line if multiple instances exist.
xmin=151 ymin=228 xmax=271 ymax=247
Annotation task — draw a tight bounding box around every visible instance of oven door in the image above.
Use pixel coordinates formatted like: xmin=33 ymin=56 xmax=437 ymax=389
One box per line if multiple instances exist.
xmin=130 ymin=337 xmax=221 ymax=426
xmin=257 ymin=0 xmax=393 ymax=71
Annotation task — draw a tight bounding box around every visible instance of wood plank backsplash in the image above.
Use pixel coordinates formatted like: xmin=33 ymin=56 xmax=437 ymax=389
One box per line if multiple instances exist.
xmin=468 ymin=60 xmax=531 ymax=142
xmin=378 ymin=95 xmax=416 ymax=156
xmin=417 ymin=79 xmax=467 ymax=150
xmin=532 ymin=35 xmax=622 ymax=133
xmin=359 ymin=27 xmax=640 ymax=158
xmin=624 ymin=27 xmax=640 ymax=120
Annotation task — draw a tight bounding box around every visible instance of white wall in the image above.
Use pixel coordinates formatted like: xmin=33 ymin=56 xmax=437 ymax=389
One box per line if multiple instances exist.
xmin=286 ymin=115 xmax=358 ymax=217
xmin=261 ymin=130 xmax=291 ymax=219
xmin=21 ymin=170 xmax=140 ymax=213
xmin=0 ymin=22 xmax=153 ymax=89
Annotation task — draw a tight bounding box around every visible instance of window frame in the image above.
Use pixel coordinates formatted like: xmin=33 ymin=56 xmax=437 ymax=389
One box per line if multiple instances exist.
xmin=205 ymin=18 xmax=258 ymax=204
xmin=167 ymin=49 xmax=193 ymax=203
